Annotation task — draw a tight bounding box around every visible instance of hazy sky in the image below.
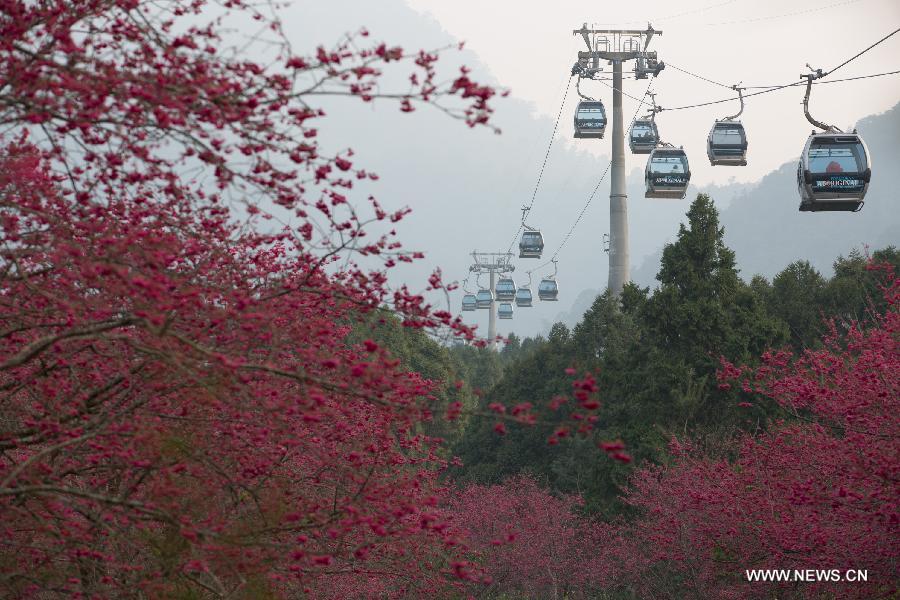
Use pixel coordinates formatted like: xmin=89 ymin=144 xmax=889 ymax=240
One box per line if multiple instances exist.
xmin=276 ymin=0 xmax=899 ymax=340
xmin=406 ymin=0 xmax=900 ymax=186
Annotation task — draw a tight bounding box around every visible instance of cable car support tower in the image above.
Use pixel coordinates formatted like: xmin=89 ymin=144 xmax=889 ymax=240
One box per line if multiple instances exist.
xmin=469 ymin=251 xmax=515 ymax=349
xmin=573 ymin=24 xmax=663 ymax=297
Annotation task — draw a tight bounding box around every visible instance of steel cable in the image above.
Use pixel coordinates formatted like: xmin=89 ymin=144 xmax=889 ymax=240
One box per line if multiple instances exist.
xmin=503 ymin=75 xmax=574 ymax=256
xmin=527 ymin=79 xmax=656 ymax=276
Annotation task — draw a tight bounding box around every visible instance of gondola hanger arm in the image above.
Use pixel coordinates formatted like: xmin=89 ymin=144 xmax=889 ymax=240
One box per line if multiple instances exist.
xmin=801 ymin=65 xmax=841 ymax=132
xmin=576 ymin=75 xmax=596 ymax=101
xmin=720 ymin=83 xmax=744 ymax=121
xmin=645 ymin=92 xmax=661 ymax=121
xmin=520 ymin=206 xmax=536 ymax=231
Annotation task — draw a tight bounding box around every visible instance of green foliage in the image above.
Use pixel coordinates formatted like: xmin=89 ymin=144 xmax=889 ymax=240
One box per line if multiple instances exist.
xmin=363 ymin=198 xmax=896 ymax=526
xmin=448 ymin=343 xmax=504 ymax=395
xmin=752 ymin=246 xmax=899 ymax=351
xmin=346 ymin=312 xmax=479 ymax=444
xmin=571 ymin=290 xmax=642 ymax=365
xmin=451 ymin=195 xmax=827 ymax=517
xmin=450 ymin=329 xmax=575 ymax=488
xmin=590 ymin=195 xmax=788 ymax=495
xmin=822 ymin=246 xmax=899 ymax=325
xmin=642 ymin=194 xmax=786 ymax=378
xmin=770 ymin=260 xmax=827 ymax=349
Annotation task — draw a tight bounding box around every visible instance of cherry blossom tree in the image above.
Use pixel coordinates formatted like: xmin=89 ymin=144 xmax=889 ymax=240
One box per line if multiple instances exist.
xmin=446 ymin=475 xmax=614 ymax=599
xmin=0 ymin=0 xmax=501 ymax=596
xmin=609 ymin=267 xmax=899 ymax=599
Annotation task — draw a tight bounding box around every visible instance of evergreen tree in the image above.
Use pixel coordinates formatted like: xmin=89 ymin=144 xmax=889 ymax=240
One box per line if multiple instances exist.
xmin=631 ymin=194 xmax=786 ymax=431
xmin=450 ymin=334 xmax=574 ymax=488
xmin=823 ymin=246 xmax=900 ymax=327
xmin=348 ymin=313 xmax=478 ymax=444
xmin=771 ymin=260 xmax=827 ymax=350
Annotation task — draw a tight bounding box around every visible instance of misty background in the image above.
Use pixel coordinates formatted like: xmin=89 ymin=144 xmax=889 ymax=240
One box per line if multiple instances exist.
xmin=279 ymin=0 xmax=900 ymax=338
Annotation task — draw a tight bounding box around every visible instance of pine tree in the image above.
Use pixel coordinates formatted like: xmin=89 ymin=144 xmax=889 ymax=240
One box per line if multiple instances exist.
xmin=771 ymin=260 xmax=827 ymax=350
xmin=630 ymin=194 xmax=786 ymax=431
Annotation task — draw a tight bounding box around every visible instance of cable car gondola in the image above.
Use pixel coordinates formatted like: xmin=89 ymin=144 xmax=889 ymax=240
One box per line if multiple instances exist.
xmin=538 ymin=259 xmax=560 ymax=301
xmin=707 ymin=85 xmax=748 ymax=166
xmin=515 ymin=272 xmax=533 ymax=307
xmin=630 ymin=93 xmax=660 ymax=154
xmin=461 ymin=294 xmax=476 ymax=312
xmin=573 ymin=75 xmax=608 ymax=140
xmin=574 ymin=100 xmax=607 ymax=138
xmin=629 ymin=119 xmax=659 ymax=154
xmin=475 ymin=289 xmax=493 ymax=309
xmin=798 ymin=132 xmax=870 ymax=212
xmin=495 ymin=277 xmax=516 ymax=301
xmin=498 ymin=302 xmax=514 ymax=320
xmin=707 ymin=121 xmax=748 ymax=166
xmin=796 ymin=68 xmax=870 ymax=212
xmin=515 ymin=286 xmax=533 ymax=307
xmin=645 ymin=145 xmax=691 ymax=199
xmin=518 ymin=206 xmax=545 ymax=259
xmin=519 ymin=230 xmax=544 ymax=258
xmin=538 ymin=279 xmax=559 ymax=301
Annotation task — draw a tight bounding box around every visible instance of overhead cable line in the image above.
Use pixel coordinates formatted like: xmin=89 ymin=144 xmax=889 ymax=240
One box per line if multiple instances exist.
xmin=527 ymin=80 xmax=655 ymax=275
xmin=652 ymin=0 xmax=739 ymax=22
xmin=503 ymin=75 xmax=573 ymax=255
xmin=661 ymin=81 xmax=795 ymax=111
xmin=827 ymin=26 xmax=900 ymax=75
xmin=596 ymin=78 xmax=648 ymax=102
xmin=661 ymin=67 xmax=900 ymax=112
xmin=590 ymin=0 xmax=739 ymax=26
xmin=531 ymin=164 xmax=611 ymax=274
xmin=817 ymin=69 xmax=900 ymax=83
xmin=663 ymin=61 xmax=900 ymax=91
xmin=667 ymin=24 xmax=899 ymax=93
xmin=525 ymin=75 xmax=573 ymax=215
xmin=666 ymin=62 xmax=733 ymax=89
xmin=704 ymin=0 xmax=864 ymax=26
xmin=739 ymin=69 xmax=900 ymax=89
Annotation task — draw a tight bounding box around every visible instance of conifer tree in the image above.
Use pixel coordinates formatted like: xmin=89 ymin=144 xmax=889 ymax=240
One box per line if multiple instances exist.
xmin=637 ymin=195 xmax=783 ymax=417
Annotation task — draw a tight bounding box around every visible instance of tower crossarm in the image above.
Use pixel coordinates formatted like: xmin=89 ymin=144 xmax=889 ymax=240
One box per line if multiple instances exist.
xmin=573 ymin=25 xmax=661 ymax=53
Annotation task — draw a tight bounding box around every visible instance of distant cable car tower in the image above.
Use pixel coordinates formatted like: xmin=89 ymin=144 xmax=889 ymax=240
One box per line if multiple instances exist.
xmin=468 ymin=251 xmax=515 ymax=350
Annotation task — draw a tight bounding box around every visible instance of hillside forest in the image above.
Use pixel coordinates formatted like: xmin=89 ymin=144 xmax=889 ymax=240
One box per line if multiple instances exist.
xmin=375 ymin=195 xmax=898 ymax=598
